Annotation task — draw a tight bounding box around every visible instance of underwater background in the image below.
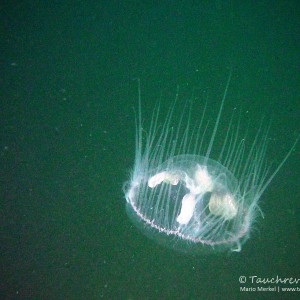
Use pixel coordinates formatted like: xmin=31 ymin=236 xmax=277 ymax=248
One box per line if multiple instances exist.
xmin=1 ymin=1 xmax=299 ymax=299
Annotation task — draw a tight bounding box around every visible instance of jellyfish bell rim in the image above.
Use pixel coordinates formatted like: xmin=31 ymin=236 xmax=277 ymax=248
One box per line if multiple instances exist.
xmin=125 ymin=192 xmax=248 ymax=255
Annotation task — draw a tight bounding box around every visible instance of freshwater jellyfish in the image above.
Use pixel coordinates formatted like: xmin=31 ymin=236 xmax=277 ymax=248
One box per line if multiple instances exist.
xmin=124 ymin=73 xmax=298 ymax=253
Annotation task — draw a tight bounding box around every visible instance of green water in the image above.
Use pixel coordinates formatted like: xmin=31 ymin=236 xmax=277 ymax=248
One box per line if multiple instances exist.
xmin=1 ymin=1 xmax=299 ymax=299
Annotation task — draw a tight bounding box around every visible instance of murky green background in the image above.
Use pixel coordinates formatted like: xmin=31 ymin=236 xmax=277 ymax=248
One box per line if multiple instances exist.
xmin=1 ymin=1 xmax=299 ymax=299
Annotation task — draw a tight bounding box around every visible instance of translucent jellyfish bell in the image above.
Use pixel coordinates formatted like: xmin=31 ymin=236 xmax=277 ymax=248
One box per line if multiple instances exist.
xmin=124 ymin=74 xmax=299 ymax=253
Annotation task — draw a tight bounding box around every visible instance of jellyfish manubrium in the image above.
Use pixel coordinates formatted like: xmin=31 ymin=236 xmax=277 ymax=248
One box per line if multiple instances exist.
xmin=124 ymin=73 xmax=298 ymax=253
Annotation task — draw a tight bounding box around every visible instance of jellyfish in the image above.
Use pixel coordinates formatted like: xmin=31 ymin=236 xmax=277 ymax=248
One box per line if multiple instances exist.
xmin=124 ymin=73 xmax=299 ymax=253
